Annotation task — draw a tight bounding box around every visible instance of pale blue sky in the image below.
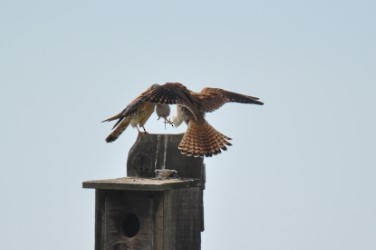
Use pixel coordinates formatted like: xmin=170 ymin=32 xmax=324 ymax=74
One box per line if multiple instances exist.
xmin=1 ymin=0 xmax=375 ymax=249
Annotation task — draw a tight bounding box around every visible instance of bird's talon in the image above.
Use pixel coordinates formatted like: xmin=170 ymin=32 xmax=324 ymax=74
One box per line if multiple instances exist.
xmin=138 ymin=131 xmax=148 ymax=139
xmin=141 ymin=126 xmax=148 ymax=133
xmin=165 ymin=118 xmax=174 ymax=128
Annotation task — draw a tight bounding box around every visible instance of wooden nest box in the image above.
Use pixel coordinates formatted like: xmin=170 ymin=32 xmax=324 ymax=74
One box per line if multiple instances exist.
xmin=83 ymin=133 xmax=205 ymax=250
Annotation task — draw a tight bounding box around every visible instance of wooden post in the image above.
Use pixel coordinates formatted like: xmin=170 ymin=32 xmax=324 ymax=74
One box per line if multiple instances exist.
xmin=83 ymin=133 xmax=205 ymax=250
xmin=127 ymin=133 xmax=204 ymax=182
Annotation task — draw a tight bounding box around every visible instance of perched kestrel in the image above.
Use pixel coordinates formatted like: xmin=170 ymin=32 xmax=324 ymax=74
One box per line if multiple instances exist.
xmin=103 ymin=84 xmax=173 ymax=143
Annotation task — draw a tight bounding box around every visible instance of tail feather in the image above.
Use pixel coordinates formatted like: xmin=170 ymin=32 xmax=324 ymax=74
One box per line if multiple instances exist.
xmin=102 ymin=113 xmax=121 ymax=122
xmin=179 ymin=120 xmax=232 ymax=157
xmin=105 ymin=117 xmax=131 ymax=143
xmin=102 ymin=113 xmax=126 ymax=129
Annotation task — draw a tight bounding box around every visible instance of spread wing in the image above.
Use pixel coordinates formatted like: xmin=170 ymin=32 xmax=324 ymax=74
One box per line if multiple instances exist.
xmin=123 ymin=83 xmax=200 ymax=119
xmin=101 ymin=97 xmax=142 ymax=129
xmin=143 ymin=82 xmax=195 ymax=104
xmin=103 ymin=83 xmax=200 ymax=127
xmin=141 ymin=82 xmax=200 ymax=120
xmin=101 ymin=85 xmax=157 ymax=128
xmin=195 ymin=87 xmax=264 ymax=113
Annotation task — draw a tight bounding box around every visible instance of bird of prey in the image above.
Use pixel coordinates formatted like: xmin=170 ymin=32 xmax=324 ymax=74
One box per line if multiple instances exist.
xmin=103 ymin=83 xmax=263 ymax=157
xmin=171 ymin=86 xmax=264 ymax=157
xmin=102 ymin=84 xmax=173 ymax=143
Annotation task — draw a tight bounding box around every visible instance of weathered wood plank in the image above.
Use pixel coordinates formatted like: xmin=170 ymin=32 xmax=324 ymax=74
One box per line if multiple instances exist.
xmin=163 ymin=187 xmax=202 ymax=250
xmin=86 ymin=134 xmax=205 ymax=250
xmin=83 ymin=177 xmax=201 ymax=191
xmin=127 ymin=133 xmax=204 ymax=180
xmin=95 ymin=190 xmax=105 ymax=250
xmin=104 ymin=195 xmax=153 ymax=250
xmin=93 ymin=191 xmax=164 ymax=250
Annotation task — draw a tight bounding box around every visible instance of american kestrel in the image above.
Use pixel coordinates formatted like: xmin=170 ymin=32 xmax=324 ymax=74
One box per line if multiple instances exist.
xmin=171 ymin=86 xmax=264 ymax=157
xmin=103 ymin=83 xmax=263 ymax=157
xmin=103 ymin=84 xmax=173 ymax=143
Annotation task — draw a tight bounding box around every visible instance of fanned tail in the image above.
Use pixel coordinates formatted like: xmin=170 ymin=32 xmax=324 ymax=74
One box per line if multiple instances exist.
xmin=179 ymin=120 xmax=232 ymax=157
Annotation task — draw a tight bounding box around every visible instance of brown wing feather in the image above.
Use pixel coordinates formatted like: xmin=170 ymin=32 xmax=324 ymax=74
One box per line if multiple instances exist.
xmin=102 ymin=84 xmax=160 ymax=129
xmin=142 ymin=82 xmax=201 ymax=121
xmin=197 ymin=87 xmax=264 ymax=112
xmin=103 ymin=83 xmax=201 ymax=129
xmin=102 ymin=96 xmax=144 ymax=129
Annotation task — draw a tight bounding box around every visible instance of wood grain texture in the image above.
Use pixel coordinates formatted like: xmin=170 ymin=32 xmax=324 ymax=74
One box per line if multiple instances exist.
xmin=84 ymin=134 xmax=205 ymax=250
xmin=163 ymin=187 xmax=203 ymax=250
xmin=95 ymin=190 xmax=105 ymax=250
xmin=90 ymin=188 xmax=203 ymax=250
xmin=127 ymin=133 xmax=204 ymax=180
xmin=83 ymin=177 xmax=201 ymax=191
xmin=104 ymin=194 xmax=153 ymax=250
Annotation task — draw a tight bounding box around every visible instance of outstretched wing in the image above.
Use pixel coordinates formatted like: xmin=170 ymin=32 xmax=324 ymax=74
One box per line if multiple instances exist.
xmin=102 ymin=84 xmax=161 ymax=128
xmin=103 ymin=83 xmax=201 ymax=127
xmin=139 ymin=82 xmax=200 ymax=121
xmin=102 ymin=96 xmax=145 ymax=129
xmin=195 ymin=87 xmax=264 ymax=113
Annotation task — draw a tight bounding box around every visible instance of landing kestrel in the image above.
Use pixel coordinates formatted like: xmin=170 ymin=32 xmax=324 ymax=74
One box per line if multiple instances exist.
xmin=171 ymin=86 xmax=264 ymax=157
xmin=103 ymin=83 xmax=263 ymax=157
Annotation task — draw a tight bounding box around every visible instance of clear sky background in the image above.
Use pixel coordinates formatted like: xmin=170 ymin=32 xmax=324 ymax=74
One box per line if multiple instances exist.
xmin=1 ymin=0 xmax=375 ymax=249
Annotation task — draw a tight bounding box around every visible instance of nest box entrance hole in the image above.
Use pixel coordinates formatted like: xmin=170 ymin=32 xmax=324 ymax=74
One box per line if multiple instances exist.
xmin=122 ymin=213 xmax=140 ymax=238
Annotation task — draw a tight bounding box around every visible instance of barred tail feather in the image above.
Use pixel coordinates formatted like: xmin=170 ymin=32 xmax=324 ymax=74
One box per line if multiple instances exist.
xmin=179 ymin=120 xmax=232 ymax=157
xmin=105 ymin=118 xmax=131 ymax=143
